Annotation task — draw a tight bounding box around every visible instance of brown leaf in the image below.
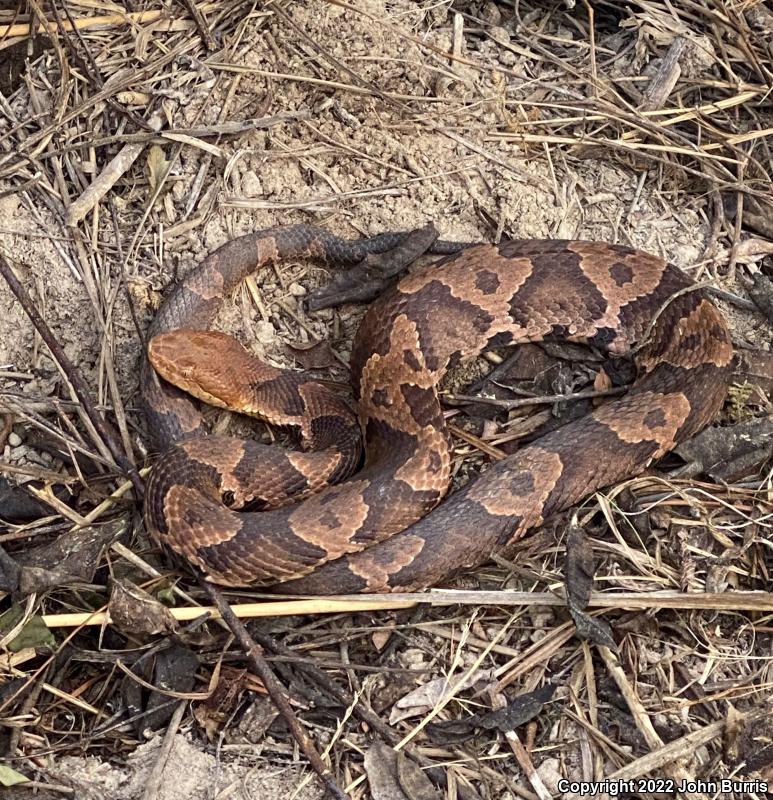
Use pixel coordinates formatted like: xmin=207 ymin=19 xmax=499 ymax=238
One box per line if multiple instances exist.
xmin=364 ymin=742 xmax=441 ymax=800
xmin=734 ymin=348 xmax=773 ymax=396
xmin=565 ymin=524 xmax=595 ymax=612
xmin=733 ymin=237 xmax=773 ymax=264
xmin=108 ymin=579 xmax=177 ymax=636
xmin=14 ymin=517 xmax=127 ymax=596
xmin=372 ymin=630 xmax=391 ymax=651
xmin=193 ymin=702 xmax=222 ymax=742
xmin=143 ymin=645 xmax=199 ymax=733
xmin=593 ymin=368 xmax=613 ymax=392
xmin=477 ymin=683 xmax=557 ymax=731
xmin=673 ymin=417 xmax=773 ymax=481
xmin=389 ymin=668 xmax=495 ymax=724
xmin=426 ymin=684 xmax=558 ymax=742
xmin=396 ymin=751 xmax=442 ymax=800
xmin=284 ymin=338 xmax=336 ymax=369
xmin=146 ymin=145 xmax=170 ymax=194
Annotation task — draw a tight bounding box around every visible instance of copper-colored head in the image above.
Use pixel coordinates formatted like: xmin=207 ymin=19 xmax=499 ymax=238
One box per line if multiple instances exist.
xmin=148 ymin=328 xmax=280 ymax=412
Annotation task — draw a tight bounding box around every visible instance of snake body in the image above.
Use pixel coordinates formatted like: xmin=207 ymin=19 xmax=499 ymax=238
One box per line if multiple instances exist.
xmin=142 ymin=225 xmax=733 ymax=593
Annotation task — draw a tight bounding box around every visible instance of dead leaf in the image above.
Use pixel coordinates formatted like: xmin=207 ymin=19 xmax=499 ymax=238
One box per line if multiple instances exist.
xmin=194 ymin=666 xmax=248 ymax=741
xmin=733 ymin=237 xmax=773 ymax=264
xmin=364 ymin=742 xmax=441 ymax=800
xmin=143 ymin=645 xmax=199 ymax=733
xmin=570 ymin=608 xmax=615 ymax=648
xmin=108 ymin=579 xmax=177 ymax=636
xmin=0 ymin=765 xmax=29 ymax=787
xmin=0 ymin=477 xmax=68 ymax=521
xmin=673 ymin=417 xmax=773 ymax=481
xmin=146 ymin=145 xmax=170 ymax=194
xmin=478 ymin=684 xmax=557 ymax=732
xmin=396 ymin=751 xmax=442 ymax=800
xmin=0 ymin=606 xmax=55 ymax=652
xmin=426 ymin=684 xmax=558 ymax=742
xmin=0 ymin=547 xmax=20 ymax=594
xmin=725 ymin=707 xmax=773 ymax=772
xmin=14 ymin=517 xmax=127 ymax=595
xmin=389 ymin=668 xmax=495 ymax=724
xmin=372 ymin=630 xmax=391 ymax=651
xmin=565 ymin=524 xmax=595 ymax=612
xmin=724 ymin=703 xmax=745 ymax=764
xmin=593 ymin=368 xmax=612 ymax=392
xmin=748 ymin=272 xmax=773 ymax=327
xmin=425 ymin=716 xmax=479 ymax=744
xmin=284 ymin=338 xmax=337 ymax=369
xmin=734 ymin=348 xmax=773 ymax=396
xmin=227 ymin=695 xmax=279 ymax=744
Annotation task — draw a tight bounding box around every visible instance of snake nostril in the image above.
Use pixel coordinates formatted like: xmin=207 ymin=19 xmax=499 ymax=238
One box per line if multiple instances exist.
xmin=221 ymin=490 xmax=236 ymax=507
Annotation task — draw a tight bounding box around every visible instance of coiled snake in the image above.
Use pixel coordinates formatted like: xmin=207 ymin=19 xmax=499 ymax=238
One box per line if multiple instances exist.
xmin=141 ymin=225 xmax=733 ymax=594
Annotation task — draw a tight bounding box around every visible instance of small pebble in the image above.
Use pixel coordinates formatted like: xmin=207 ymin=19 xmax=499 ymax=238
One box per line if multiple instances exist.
xmin=288 ymin=282 xmax=307 ymax=297
xmin=499 ymin=50 xmax=516 ymax=67
xmin=479 ymin=1 xmax=502 ymax=24
xmin=8 ymin=432 xmax=21 ymax=447
xmin=241 ymin=170 xmax=263 ymax=197
xmin=489 ymin=26 xmax=510 ymax=45
xmin=254 ymin=320 xmax=276 ymax=345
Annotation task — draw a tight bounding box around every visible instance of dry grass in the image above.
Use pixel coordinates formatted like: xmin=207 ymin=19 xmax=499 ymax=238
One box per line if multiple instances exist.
xmin=0 ymin=1 xmax=772 ymax=799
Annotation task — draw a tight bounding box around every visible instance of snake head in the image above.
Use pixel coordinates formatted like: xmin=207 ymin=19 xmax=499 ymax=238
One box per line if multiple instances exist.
xmin=148 ymin=328 xmax=279 ymax=413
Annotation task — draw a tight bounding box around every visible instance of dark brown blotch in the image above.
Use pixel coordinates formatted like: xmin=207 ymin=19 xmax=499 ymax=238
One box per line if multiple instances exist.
xmin=643 ymin=407 xmax=667 ymax=429
xmin=606 ymin=244 xmax=638 ymax=258
xmin=318 ymin=509 xmax=340 ymax=529
xmin=400 ymin=383 xmax=439 ymax=426
xmin=371 ymin=388 xmax=391 ymax=408
xmin=679 ymin=333 xmax=703 ymax=354
xmin=474 ymin=270 xmax=501 ymax=295
xmin=231 ymin=447 xmax=310 ymax=505
xmin=549 ymin=324 xmax=568 ymax=338
xmin=610 ymin=261 xmax=635 ymax=287
xmin=427 ymin=449 xmax=443 ymax=474
xmin=508 ymin=252 xmax=608 ymax=330
xmin=403 ymin=348 xmax=422 ymax=371
xmin=403 ymin=280 xmax=495 ymax=370
xmin=255 ymin=375 xmax=306 ymax=417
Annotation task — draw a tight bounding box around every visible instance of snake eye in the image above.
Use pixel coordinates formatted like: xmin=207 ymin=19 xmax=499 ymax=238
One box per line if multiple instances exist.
xmin=221 ymin=490 xmax=236 ymax=507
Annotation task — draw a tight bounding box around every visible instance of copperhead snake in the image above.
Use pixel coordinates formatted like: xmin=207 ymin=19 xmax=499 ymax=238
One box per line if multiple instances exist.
xmin=141 ymin=225 xmax=733 ymax=594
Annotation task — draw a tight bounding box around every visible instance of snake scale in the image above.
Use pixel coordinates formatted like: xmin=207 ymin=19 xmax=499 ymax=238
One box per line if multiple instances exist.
xmin=141 ymin=225 xmax=733 ymax=594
